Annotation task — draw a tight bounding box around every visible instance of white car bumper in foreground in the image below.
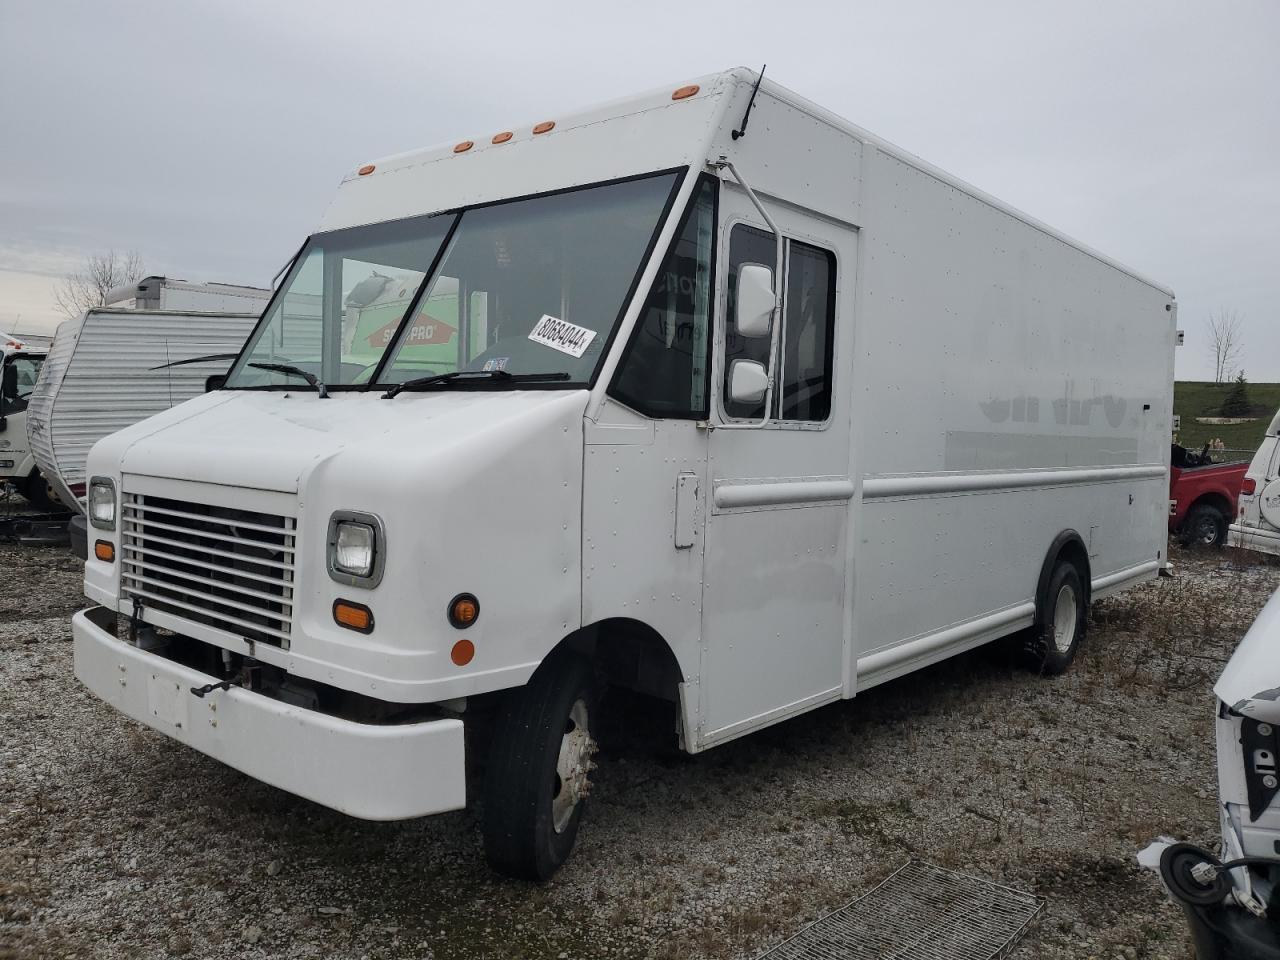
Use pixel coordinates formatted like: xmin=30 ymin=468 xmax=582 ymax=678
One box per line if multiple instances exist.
xmin=72 ymin=606 xmax=465 ymax=820
xmin=1230 ymin=522 xmax=1280 ymax=558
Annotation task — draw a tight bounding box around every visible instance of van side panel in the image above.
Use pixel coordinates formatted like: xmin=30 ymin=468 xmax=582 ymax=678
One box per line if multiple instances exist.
xmin=851 ymin=145 xmax=1173 ymax=685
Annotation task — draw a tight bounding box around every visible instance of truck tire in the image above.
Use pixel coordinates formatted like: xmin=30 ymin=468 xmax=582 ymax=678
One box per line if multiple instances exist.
xmin=1181 ymin=503 xmax=1227 ymax=548
xmin=21 ymin=470 xmax=57 ymax=511
xmin=483 ymin=653 xmax=598 ymax=880
xmin=1023 ymin=561 xmax=1087 ymax=675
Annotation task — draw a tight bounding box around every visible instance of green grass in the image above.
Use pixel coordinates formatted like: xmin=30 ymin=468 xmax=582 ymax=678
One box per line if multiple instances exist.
xmin=1174 ymin=381 xmax=1280 ymax=453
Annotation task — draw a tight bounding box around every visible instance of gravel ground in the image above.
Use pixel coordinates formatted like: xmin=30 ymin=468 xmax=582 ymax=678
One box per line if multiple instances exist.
xmin=3 ymin=540 xmax=1279 ymax=960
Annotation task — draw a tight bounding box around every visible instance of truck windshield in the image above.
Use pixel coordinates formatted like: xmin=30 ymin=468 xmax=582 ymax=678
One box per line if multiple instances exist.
xmin=225 ymin=171 xmax=680 ymax=391
xmin=226 ymin=213 xmax=455 ymax=388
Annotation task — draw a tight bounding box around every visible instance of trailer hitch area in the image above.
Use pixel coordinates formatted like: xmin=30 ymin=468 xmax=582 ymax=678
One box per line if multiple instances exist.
xmin=128 ymin=598 xmax=144 ymax=643
xmin=190 ymin=661 xmax=263 ymax=699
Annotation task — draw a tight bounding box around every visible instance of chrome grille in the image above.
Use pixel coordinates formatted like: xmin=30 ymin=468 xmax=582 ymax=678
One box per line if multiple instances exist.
xmin=120 ymin=493 xmax=296 ymax=647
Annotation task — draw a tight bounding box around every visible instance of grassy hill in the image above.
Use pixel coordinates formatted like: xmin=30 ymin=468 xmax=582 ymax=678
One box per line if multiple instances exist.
xmin=1174 ymin=380 xmax=1280 ymax=453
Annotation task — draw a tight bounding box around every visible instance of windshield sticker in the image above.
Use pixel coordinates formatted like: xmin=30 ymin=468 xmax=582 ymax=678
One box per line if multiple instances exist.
xmin=528 ymin=315 xmax=596 ymax=359
xmin=482 ymin=357 xmax=509 ymax=372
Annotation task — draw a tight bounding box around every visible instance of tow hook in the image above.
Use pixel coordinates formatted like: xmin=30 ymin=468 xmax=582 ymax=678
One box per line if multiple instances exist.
xmin=190 ymin=661 xmax=263 ymax=698
xmin=190 ymin=679 xmax=234 ymax=698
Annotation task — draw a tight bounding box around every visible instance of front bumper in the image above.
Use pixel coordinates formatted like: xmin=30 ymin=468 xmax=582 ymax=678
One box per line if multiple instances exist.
xmin=72 ymin=606 xmax=466 ymax=820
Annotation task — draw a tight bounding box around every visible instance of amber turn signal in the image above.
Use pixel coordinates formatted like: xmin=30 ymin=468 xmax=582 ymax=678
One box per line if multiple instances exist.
xmin=333 ymin=599 xmax=374 ymax=633
xmin=448 ymin=593 xmax=479 ymax=629
xmin=94 ymin=540 xmax=114 ymax=563
xmin=451 ymin=639 xmax=475 ymax=667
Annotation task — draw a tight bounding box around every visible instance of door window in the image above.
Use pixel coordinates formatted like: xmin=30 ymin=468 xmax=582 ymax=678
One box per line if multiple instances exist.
xmin=610 ymin=176 xmax=717 ymax=418
xmin=722 ymin=226 xmax=836 ymax=422
xmin=779 ymin=241 xmax=836 ymax=421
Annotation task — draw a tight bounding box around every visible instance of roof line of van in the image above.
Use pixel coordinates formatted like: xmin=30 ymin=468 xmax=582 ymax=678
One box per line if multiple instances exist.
xmin=728 ymin=67 xmax=1175 ymax=299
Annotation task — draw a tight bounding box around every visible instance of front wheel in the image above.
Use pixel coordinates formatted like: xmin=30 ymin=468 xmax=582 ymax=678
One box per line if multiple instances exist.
xmin=1181 ymin=503 xmax=1228 ymax=547
xmin=1022 ymin=561 xmax=1087 ymax=675
xmin=483 ymin=653 xmax=598 ymax=880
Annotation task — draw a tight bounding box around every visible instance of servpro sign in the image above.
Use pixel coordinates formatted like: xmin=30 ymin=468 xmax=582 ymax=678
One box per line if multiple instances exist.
xmin=366 ymin=317 xmax=456 ymax=348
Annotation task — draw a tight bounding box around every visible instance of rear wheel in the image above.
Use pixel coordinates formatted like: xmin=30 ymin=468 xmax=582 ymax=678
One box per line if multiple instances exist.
xmin=1023 ymin=561 xmax=1087 ymax=674
xmin=483 ymin=653 xmax=598 ymax=880
xmin=1181 ymin=503 xmax=1228 ymax=547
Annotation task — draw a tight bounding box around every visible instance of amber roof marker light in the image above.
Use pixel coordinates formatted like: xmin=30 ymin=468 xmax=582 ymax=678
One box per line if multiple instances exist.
xmin=357 ymin=164 xmax=376 ymax=176
xmin=532 ymin=121 xmax=555 ymax=135
xmin=491 ymin=131 xmax=513 ymax=144
xmin=671 ymin=84 xmax=699 ymax=100
xmin=453 ymin=140 xmax=474 ymax=153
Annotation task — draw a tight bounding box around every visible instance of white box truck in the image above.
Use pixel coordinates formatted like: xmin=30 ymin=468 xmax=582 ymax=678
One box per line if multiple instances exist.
xmin=72 ymin=69 xmax=1176 ymax=879
xmin=1 ymin=334 xmax=52 ymax=507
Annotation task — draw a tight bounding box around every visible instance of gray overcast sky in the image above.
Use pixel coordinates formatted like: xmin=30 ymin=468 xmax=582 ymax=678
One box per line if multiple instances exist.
xmin=0 ymin=0 xmax=1276 ymax=380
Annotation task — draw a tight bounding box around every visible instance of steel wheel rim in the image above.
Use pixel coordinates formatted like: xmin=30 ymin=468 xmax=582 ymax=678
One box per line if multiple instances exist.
xmin=1197 ymin=517 xmax=1218 ymax=544
xmin=1052 ymin=583 xmax=1078 ymax=654
xmin=552 ymin=698 xmax=594 ymax=834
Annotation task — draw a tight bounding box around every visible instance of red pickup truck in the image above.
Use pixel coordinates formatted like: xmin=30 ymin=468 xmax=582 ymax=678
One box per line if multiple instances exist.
xmin=1169 ymin=444 xmax=1249 ymax=546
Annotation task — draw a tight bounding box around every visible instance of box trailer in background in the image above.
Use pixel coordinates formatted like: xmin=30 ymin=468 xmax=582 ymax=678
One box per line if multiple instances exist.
xmin=0 ymin=334 xmax=51 ymax=506
xmin=26 ymin=277 xmax=270 ymax=521
xmin=72 ymin=69 xmax=1176 ymax=879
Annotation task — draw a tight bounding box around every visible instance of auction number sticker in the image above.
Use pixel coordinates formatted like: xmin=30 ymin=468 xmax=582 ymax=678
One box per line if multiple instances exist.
xmin=528 ymin=315 xmax=595 ymax=358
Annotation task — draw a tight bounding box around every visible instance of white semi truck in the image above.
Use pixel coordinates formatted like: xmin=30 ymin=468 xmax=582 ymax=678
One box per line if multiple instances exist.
xmin=1 ymin=334 xmax=53 ymax=507
xmin=73 ymin=69 xmax=1176 ymax=879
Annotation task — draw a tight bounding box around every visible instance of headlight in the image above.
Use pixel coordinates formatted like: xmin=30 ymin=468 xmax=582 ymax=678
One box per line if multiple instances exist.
xmin=334 ymin=522 xmax=375 ymax=575
xmin=326 ymin=511 xmax=385 ymax=587
xmin=88 ymin=477 xmax=116 ymax=530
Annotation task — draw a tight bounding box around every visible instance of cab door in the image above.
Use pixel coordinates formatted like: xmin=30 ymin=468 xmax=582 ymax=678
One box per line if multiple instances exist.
xmin=697 ymin=183 xmax=855 ymax=747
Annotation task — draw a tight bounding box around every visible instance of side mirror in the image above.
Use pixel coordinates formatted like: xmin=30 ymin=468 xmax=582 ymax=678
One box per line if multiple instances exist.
xmin=728 ymin=359 xmax=768 ymax=405
xmin=0 ymin=414 xmax=7 ymax=433
xmin=205 ymin=374 xmax=227 ymax=393
xmin=735 ymin=263 xmax=775 ymax=338
xmin=1 ymin=363 xmax=16 ymax=400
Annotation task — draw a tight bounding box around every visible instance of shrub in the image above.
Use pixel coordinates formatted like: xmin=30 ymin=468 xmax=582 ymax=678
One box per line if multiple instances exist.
xmin=1221 ymin=371 xmax=1252 ymax=417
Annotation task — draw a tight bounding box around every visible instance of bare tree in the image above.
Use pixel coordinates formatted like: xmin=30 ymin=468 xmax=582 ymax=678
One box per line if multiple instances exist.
xmin=53 ymin=250 xmax=147 ymax=320
xmin=1207 ymin=309 xmax=1244 ymax=384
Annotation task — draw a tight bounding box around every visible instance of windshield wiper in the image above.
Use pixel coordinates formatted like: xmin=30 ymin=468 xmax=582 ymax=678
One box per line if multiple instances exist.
xmin=148 ymin=353 xmax=241 ymax=371
xmin=382 ymin=370 xmax=570 ymax=399
xmin=248 ymin=362 xmax=329 ymax=399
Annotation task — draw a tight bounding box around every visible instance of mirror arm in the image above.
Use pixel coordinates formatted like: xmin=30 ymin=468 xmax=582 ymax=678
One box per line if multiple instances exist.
xmin=713 ymin=158 xmax=784 ymax=430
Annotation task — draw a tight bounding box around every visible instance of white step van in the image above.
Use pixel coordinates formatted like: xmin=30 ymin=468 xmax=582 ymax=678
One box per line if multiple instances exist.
xmin=1230 ymin=408 xmax=1280 ymax=557
xmin=73 ymin=69 xmax=1176 ymax=878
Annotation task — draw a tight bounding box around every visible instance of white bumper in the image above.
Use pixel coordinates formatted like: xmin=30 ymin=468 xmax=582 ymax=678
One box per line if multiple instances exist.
xmin=72 ymin=607 xmax=466 ymax=820
xmin=1230 ymin=522 xmax=1280 ymax=558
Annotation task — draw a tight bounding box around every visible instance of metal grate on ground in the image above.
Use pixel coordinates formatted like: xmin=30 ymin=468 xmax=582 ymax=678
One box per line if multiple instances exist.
xmin=756 ymin=860 xmax=1044 ymax=960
